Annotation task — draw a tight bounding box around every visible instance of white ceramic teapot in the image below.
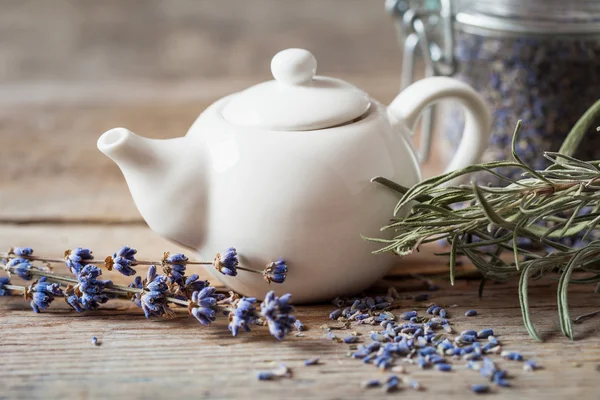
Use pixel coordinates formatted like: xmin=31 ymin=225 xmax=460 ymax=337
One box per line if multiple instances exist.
xmin=97 ymin=48 xmax=491 ymax=303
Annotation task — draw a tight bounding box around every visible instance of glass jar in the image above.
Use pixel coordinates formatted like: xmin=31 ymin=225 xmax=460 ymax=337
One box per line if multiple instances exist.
xmin=390 ymin=0 xmax=600 ymax=183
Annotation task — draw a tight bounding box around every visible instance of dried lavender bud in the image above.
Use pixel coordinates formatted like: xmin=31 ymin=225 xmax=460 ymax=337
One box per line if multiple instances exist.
xmin=343 ymin=335 xmax=360 ymax=344
xmin=439 ymin=309 xmax=448 ymax=318
xmin=294 ymin=319 xmax=305 ymax=332
xmin=465 ymin=310 xmax=478 ymax=317
xmin=13 ymin=247 xmax=33 ymax=256
xmin=435 ymin=363 xmax=452 ymax=372
xmin=257 ymin=371 xmax=275 ymax=381
xmin=65 ymin=248 xmax=93 ymax=275
xmin=0 ymin=277 xmax=11 ymax=296
xmin=228 ymin=297 xmax=258 ymax=336
xmin=408 ymin=380 xmax=421 ymax=390
xmin=431 ymin=306 xmax=442 ymax=315
xmin=414 ymin=293 xmax=429 ymax=302
xmin=91 ymin=336 xmax=101 ymax=346
xmin=263 ymin=260 xmax=287 ymax=284
xmin=213 ymin=247 xmax=239 ymax=277
xmin=400 ymin=311 xmax=418 ymax=320
xmin=383 ymin=375 xmax=400 ymax=392
xmin=471 ymin=384 xmax=490 ymax=394
xmin=190 ymin=286 xmax=219 ymax=325
xmin=501 ymin=351 xmax=523 ymax=361
xmin=67 ymin=265 xmax=111 ymax=312
xmin=183 ymin=274 xmax=209 ymax=293
xmin=165 ymin=253 xmax=188 ymax=285
xmin=361 ymin=379 xmax=381 ymax=389
xmin=523 ymin=360 xmax=540 ymax=371
xmin=7 ymin=259 xmax=33 ymax=280
xmin=111 ymin=246 xmax=137 ymax=276
xmin=260 ymin=291 xmax=296 ymax=340
xmin=303 ymin=358 xmax=320 ymax=366
xmin=477 ymin=329 xmax=494 ymax=339
xmin=426 ymin=304 xmax=438 ymax=314
xmin=28 ymin=277 xmax=63 ymax=313
xmin=461 ymin=330 xmax=477 ymax=336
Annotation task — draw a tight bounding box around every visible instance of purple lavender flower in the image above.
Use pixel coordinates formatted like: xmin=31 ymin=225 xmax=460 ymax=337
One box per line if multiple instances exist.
xmin=183 ymin=274 xmax=210 ymax=293
xmin=228 ymin=297 xmax=259 ymax=336
xmin=13 ymin=247 xmax=33 ymax=256
xmin=66 ymin=265 xmax=112 ymax=312
xmin=128 ymin=276 xmax=143 ymax=308
xmin=29 ymin=277 xmax=63 ymax=313
xmin=260 ymin=291 xmax=296 ymax=340
xmin=190 ymin=286 xmax=219 ymax=325
xmin=213 ymin=248 xmax=239 ymax=277
xmin=0 ymin=276 xmax=12 ymax=296
xmin=112 ymin=246 xmax=137 ymax=276
xmin=139 ymin=265 xmax=172 ymax=318
xmin=263 ymin=260 xmax=287 ymax=284
xmin=65 ymin=247 xmax=93 ymax=275
xmin=7 ymin=258 xmax=33 ymax=280
xmin=165 ymin=253 xmax=188 ymax=285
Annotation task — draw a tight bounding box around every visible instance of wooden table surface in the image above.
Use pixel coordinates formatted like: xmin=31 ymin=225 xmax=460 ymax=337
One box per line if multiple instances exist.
xmin=1 ymin=1 xmax=600 ymax=399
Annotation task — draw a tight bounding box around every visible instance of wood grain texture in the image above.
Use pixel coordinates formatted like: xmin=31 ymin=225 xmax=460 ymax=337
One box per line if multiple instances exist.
xmin=2 ymin=1 xmax=599 ymax=399
xmin=1 ymin=276 xmax=600 ymax=399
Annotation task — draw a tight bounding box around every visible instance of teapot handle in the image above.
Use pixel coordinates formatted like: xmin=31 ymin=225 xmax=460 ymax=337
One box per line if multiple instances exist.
xmin=387 ymin=76 xmax=491 ymax=186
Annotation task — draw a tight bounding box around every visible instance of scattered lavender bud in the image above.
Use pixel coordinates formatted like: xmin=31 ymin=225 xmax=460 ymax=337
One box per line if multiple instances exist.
xmin=431 ymin=306 xmax=442 ymax=315
xmin=304 ymin=358 xmax=320 ymax=366
xmin=263 ymin=260 xmax=287 ymax=284
xmin=408 ymin=380 xmax=421 ymax=390
xmin=465 ymin=310 xmax=478 ymax=317
xmin=343 ymin=335 xmax=360 ymax=344
xmin=91 ymin=336 xmax=101 ymax=346
xmin=329 ymin=309 xmax=342 ymax=320
xmin=488 ymin=336 xmax=499 ymax=345
xmin=426 ymin=304 xmax=438 ymax=314
xmin=435 ymin=363 xmax=452 ymax=372
xmin=383 ymin=375 xmax=400 ymax=392
xmin=524 ymin=360 xmax=540 ymax=371
xmin=439 ymin=309 xmax=448 ymax=318
xmin=414 ymin=293 xmax=429 ymax=301
xmin=471 ymin=384 xmax=490 ymax=394
xmin=461 ymin=330 xmax=477 ymax=336
xmin=401 ymin=311 xmax=418 ymax=320
xmin=501 ymin=351 xmax=523 ymax=361
xmin=477 ymin=329 xmax=494 ymax=339
xmin=294 ymin=319 xmax=305 ymax=332
xmin=257 ymin=371 xmax=275 ymax=381
xmin=361 ymin=379 xmax=381 ymax=389
xmin=213 ymin=247 xmax=239 ymax=276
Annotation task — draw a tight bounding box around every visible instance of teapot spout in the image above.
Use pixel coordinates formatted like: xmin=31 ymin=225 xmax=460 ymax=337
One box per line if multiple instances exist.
xmin=98 ymin=128 xmax=208 ymax=250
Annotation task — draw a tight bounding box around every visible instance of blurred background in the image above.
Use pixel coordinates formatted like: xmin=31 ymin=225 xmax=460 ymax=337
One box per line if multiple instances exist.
xmin=2 ymin=0 xmax=600 ymax=223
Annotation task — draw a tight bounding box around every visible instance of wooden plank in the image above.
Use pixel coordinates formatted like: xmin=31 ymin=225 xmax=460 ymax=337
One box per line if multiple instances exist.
xmin=0 ymin=0 xmax=402 ymax=85
xmin=1 ymin=266 xmax=600 ymax=399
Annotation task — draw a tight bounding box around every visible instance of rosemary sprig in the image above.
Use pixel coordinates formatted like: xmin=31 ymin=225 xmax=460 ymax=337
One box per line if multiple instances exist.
xmin=369 ymin=99 xmax=600 ymax=341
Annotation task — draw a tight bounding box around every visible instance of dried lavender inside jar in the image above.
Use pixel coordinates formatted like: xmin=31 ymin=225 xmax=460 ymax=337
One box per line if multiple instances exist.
xmin=446 ymin=1 xmax=600 ymax=184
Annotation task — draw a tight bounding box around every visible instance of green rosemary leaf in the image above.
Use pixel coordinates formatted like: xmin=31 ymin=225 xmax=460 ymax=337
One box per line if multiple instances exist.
xmin=559 ymin=98 xmax=600 ymax=156
xmin=518 ymin=264 xmax=542 ymax=341
xmin=449 ymin=235 xmax=458 ymax=286
xmin=471 ymin=183 xmax=513 ymax=229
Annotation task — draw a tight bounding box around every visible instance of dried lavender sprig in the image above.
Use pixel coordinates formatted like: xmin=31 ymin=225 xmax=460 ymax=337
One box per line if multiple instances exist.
xmin=1 ymin=249 xmax=281 ymax=280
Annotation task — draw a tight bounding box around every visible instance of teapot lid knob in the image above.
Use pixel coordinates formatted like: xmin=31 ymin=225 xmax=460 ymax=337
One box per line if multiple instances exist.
xmin=271 ymin=48 xmax=317 ymax=85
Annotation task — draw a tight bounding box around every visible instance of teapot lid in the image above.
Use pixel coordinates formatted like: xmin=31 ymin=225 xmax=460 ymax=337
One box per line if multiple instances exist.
xmin=222 ymin=48 xmax=371 ymax=131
